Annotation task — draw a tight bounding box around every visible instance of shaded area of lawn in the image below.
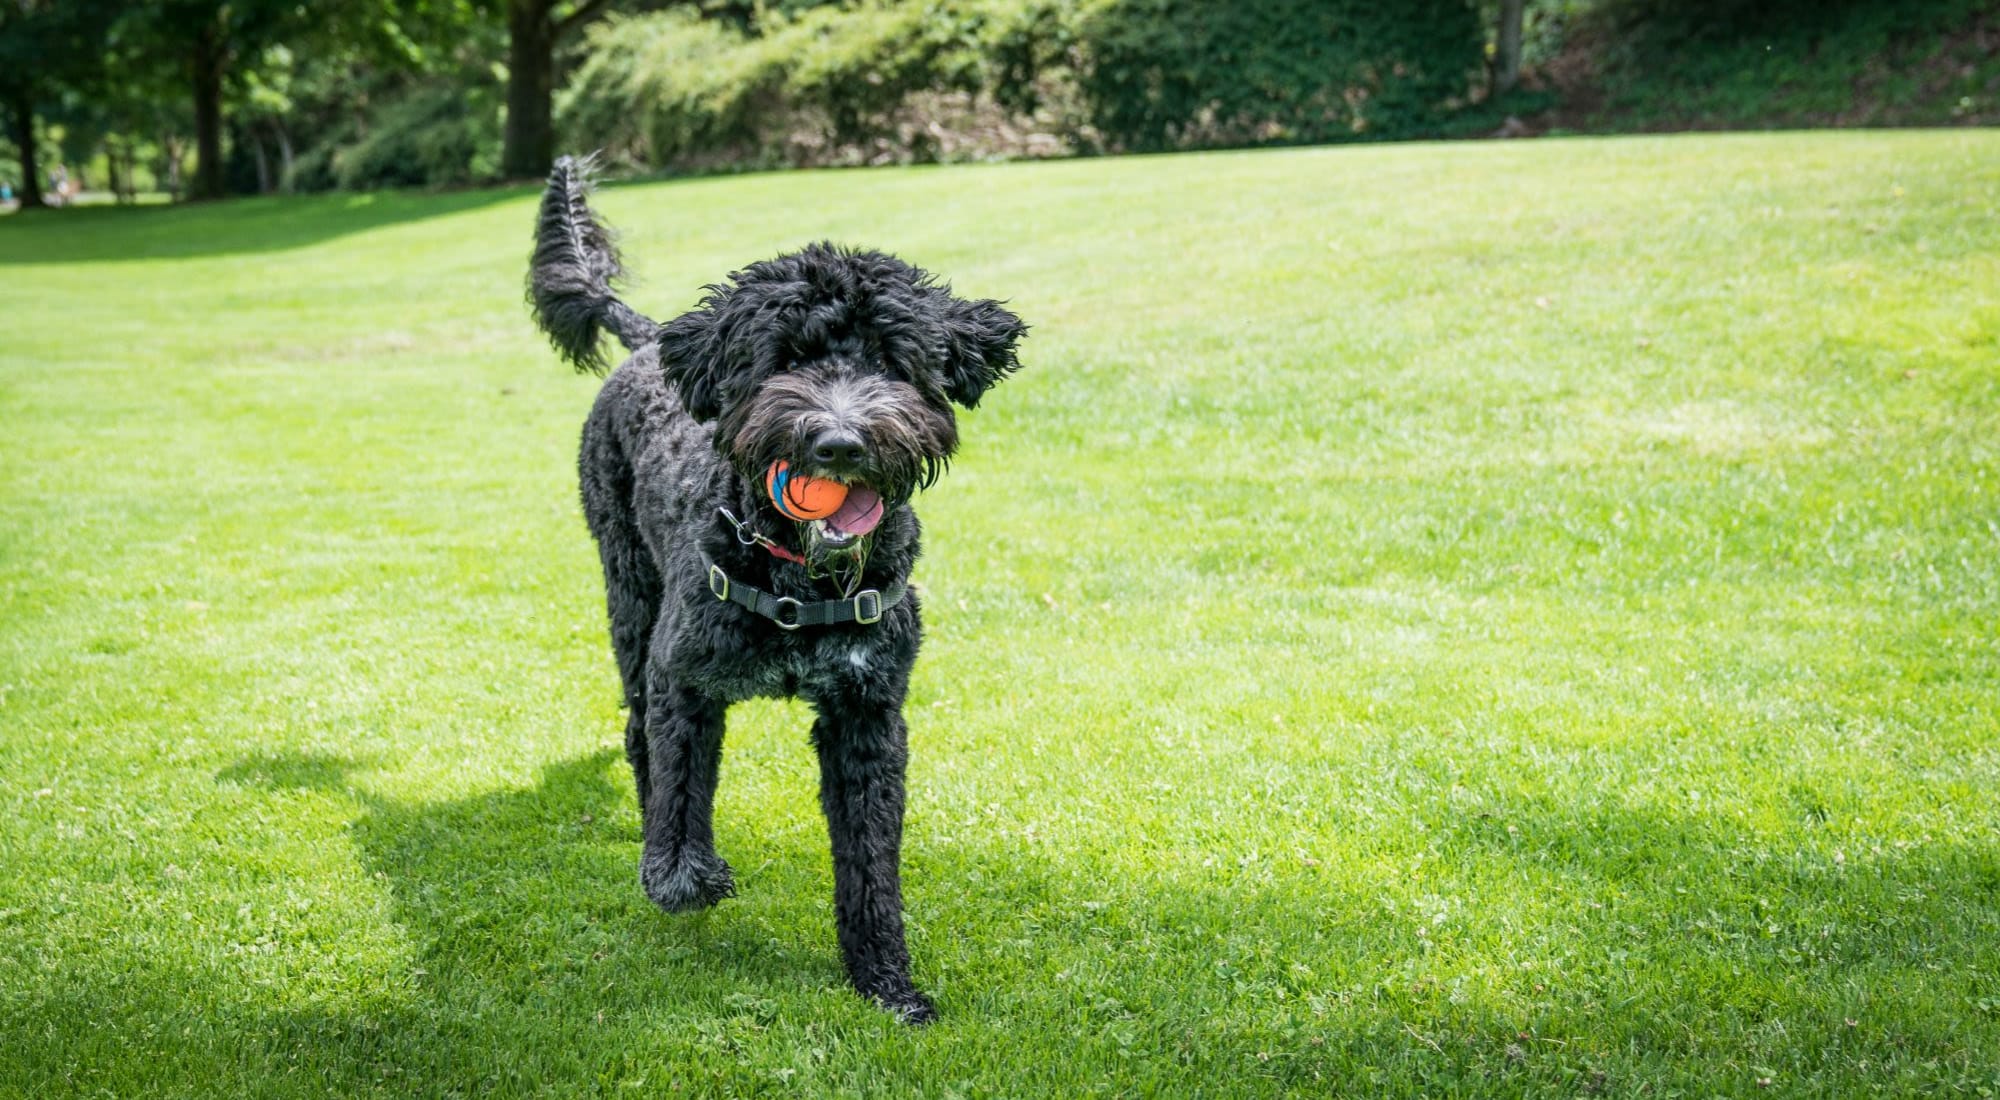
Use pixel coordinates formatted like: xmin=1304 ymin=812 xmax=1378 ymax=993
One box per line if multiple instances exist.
xmin=0 ymin=185 xmax=526 ymax=264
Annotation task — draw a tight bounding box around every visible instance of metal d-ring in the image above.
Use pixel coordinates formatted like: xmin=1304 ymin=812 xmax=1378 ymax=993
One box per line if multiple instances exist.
xmin=719 ymin=507 xmax=761 ymax=547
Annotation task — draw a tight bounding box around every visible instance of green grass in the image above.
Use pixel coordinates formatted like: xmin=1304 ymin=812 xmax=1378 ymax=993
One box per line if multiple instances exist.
xmin=2 ymin=130 xmax=1997 ymax=1097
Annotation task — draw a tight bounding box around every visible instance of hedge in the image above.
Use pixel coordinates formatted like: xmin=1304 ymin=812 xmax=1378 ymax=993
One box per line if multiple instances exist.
xmin=556 ymin=0 xmax=1488 ymax=170
xmin=1069 ymin=0 xmax=1483 ymax=150
xmin=558 ymin=3 xmax=1015 ymax=170
xmin=1572 ymin=0 xmax=1997 ymax=126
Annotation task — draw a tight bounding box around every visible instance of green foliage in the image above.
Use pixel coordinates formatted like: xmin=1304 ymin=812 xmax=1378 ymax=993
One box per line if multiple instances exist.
xmin=327 ymin=81 xmax=503 ymax=190
xmin=560 ymin=3 xmax=1025 ymax=170
xmin=560 ymin=0 xmax=1487 ymax=169
xmin=1068 ymin=0 xmax=1484 ymax=149
xmin=1570 ymin=0 xmax=1999 ymax=126
xmin=557 ymin=10 xmax=775 ymax=169
xmin=0 ymin=0 xmax=117 ymax=99
xmin=11 ymin=0 xmax=503 ymax=198
xmin=265 ymin=12 xmax=507 ymax=194
xmin=12 ymin=0 xmax=2000 ymax=197
xmin=694 ymin=0 xmax=847 ymax=33
xmin=780 ymin=1 xmax=997 ymax=141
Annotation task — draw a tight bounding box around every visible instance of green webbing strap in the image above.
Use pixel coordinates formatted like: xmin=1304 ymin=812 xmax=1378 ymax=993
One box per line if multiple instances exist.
xmin=702 ymin=557 xmax=905 ymax=631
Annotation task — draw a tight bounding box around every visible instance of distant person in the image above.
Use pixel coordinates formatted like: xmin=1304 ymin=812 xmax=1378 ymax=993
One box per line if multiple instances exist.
xmin=49 ymin=165 xmax=68 ymax=207
xmin=1 ymin=180 xmax=12 ymax=204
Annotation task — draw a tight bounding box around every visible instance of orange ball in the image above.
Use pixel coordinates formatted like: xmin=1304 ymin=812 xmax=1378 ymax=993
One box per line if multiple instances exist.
xmin=765 ymin=461 xmax=848 ymax=520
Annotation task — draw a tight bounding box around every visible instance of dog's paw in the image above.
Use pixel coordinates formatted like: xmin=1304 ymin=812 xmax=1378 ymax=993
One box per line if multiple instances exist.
xmin=639 ymin=848 xmax=736 ymax=913
xmin=871 ymin=986 xmax=937 ymax=1025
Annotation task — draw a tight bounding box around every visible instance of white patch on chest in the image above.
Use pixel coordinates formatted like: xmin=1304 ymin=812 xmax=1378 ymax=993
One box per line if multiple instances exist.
xmin=846 ymin=645 xmax=872 ymax=673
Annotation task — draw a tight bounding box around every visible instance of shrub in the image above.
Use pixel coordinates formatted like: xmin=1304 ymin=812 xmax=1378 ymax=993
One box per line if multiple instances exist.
xmin=558 ymin=11 xmax=775 ymax=169
xmin=285 ymin=79 xmax=503 ymax=192
xmin=331 ymin=82 xmax=503 ymax=190
xmin=556 ymin=0 xmax=1486 ymax=170
xmin=1568 ymin=0 xmax=1995 ymax=126
xmin=560 ymin=3 xmax=1048 ymax=170
xmin=1067 ymin=0 xmax=1484 ymax=150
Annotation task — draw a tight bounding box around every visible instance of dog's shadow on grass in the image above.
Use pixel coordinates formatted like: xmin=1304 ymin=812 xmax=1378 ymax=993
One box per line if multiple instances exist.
xmin=240 ymin=745 xmax=818 ymax=984
xmin=161 ymin=744 xmax=908 ymax=1088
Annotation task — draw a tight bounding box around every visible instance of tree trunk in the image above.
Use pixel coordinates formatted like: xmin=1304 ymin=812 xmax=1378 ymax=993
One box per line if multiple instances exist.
xmin=274 ymin=122 xmax=294 ymax=191
xmin=118 ymin=140 xmax=137 ymax=202
xmin=501 ymin=0 xmax=555 ymax=180
xmin=107 ymin=138 xmax=124 ymax=200
xmin=7 ymin=88 xmax=45 ymax=209
xmin=163 ymin=134 xmax=184 ymax=201
xmin=1492 ymin=0 xmax=1525 ymax=96
xmin=250 ymin=128 xmax=270 ymax=193
xmin=190 ymin=21 xmax=228 ymax=201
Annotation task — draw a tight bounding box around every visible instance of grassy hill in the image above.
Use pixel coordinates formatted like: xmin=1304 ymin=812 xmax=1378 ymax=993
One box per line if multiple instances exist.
xmin=2 ymin=130 xmax=1997 ymax=1097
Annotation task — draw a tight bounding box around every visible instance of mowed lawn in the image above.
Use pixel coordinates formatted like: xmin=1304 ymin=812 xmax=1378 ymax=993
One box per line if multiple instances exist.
xmin=2 ymin=131 xmax=1997 ymax=1097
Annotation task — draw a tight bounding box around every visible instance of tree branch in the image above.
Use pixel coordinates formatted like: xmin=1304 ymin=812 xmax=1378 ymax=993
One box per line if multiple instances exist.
xmin=553 ymin=0 xmax=611 ymax=37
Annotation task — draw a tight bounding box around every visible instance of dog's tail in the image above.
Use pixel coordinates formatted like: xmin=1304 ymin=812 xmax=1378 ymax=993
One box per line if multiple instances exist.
xmin=527 ymin=154 xmax=660 ymax=375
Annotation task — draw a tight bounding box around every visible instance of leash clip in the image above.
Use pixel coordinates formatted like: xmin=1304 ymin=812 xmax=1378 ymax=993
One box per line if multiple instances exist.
xmin=718 ymin=506 xmax=761 ymax=547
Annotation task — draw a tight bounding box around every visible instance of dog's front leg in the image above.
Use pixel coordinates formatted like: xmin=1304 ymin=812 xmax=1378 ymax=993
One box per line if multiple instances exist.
xmin=637 ymin=682 xmax=735 ymax=912
xmin=812 ymin=697 xmax=934 ymax=1023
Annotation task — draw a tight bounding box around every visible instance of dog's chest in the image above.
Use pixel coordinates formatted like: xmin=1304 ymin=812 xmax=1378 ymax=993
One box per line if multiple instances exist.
xmin=676 ymin=625 xmax=886 ymax=704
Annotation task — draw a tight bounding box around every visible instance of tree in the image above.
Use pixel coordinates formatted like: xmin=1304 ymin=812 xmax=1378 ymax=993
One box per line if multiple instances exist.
xmin=109 ymin=0 xmax=331 ymax=201
xmin=110 ymin=1 xmax=488 ymax=200
xmin=175 ymin=2 xmax=301 ymax=200
xmin=1492 ymin=0 xmax=1525 ymax=96
xmin=501 ymin=0 xmax=611 ymax=180
xmin=0 ymin=0 xmax=113 ymax=208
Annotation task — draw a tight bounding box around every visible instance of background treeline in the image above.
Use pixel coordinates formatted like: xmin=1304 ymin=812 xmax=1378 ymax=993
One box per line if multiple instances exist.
xmin=4 ymin=0 xmax=1996 ymax=205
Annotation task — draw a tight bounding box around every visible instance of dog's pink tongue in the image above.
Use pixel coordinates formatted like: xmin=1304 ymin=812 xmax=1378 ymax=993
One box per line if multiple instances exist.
xmin=825 ymin=485 xmax=883 ymax=537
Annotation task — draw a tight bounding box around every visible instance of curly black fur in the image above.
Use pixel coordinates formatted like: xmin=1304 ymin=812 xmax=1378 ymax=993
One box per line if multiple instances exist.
xmin=526 ymin=160 xmax=1025 ymax=1024
xmin=659 ymin=242 xmax=1025 ymax=421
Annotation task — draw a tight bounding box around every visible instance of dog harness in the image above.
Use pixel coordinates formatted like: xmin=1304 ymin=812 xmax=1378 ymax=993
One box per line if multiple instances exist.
xmin=701 ymin=556 xmax=905 ymax=631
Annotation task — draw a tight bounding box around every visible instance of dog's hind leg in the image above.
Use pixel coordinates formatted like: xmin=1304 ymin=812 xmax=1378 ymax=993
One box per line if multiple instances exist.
xmin=580 ymin=404 xmax=661 ymax=812
xmin=597 ymin=528 xmax=659 ymax=812
xmin=637 ymin=677 xmax=736 ymax=912
xmin=811 ymin=698 xmax=935 ymax=1023
xmin=601 ymin=543 xmax=659 ymax=813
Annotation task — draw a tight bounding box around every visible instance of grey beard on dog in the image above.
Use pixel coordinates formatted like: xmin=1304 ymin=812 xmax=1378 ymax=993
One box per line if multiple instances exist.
xmin=526 ymin=156 xmax=1025 ymax=1023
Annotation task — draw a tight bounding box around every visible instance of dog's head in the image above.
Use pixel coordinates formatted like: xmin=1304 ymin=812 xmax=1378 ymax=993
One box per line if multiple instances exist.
xmin=657 ymin=244 xmax=1025 ymax=560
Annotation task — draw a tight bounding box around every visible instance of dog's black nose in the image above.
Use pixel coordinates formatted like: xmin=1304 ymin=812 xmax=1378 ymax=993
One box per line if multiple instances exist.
xmin=810 ymin=431 xmax=868 ymax=467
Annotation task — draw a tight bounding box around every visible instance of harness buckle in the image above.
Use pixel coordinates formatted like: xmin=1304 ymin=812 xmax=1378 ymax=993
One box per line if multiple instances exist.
xmin=853 ymin=589 xmax=883 ymax=624
xmin=770 ymin=596 xmax=804 ymax=631
xmin=707 ymin=564 xmax=730 ymax=602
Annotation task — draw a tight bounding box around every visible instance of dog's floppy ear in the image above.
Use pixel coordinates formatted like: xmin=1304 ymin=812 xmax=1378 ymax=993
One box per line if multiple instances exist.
xmin=657 ymin=304 xmax=725 ymax=422
xmin=937 ymin=296 xmax=1026 ymax=408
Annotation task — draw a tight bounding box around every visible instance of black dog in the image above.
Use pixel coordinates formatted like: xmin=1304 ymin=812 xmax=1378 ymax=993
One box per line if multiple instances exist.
xmin=526 ymin=158 xmax=1024 ymax=1022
